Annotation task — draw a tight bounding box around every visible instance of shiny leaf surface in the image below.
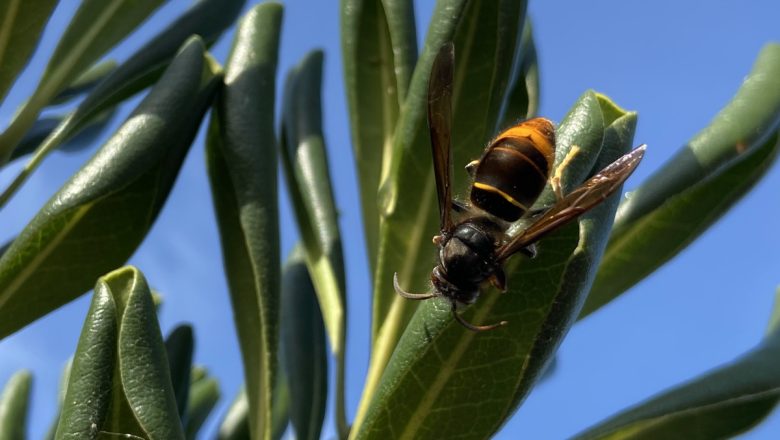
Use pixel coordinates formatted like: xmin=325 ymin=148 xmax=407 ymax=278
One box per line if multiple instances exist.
xmin=0 ymin=0 xmax=246 ymax=207
xmin=356 ymin=0 xmax=529 ymax=429
xmin=56 ymin=266 xmax=184 ymax=439
xmin=0 ymin=38 xmax=220 ymax=339
xmin=280 ymin=49 xmax=348 ymax=436
xmin=206 ymin=4 xmax=282 ymax=439
xmin=341 ymin=0 xmax=417 ymax=272
xmin=355 ymin=92 xmax=637 ymax=440
xmin=0 ymin=0 xmax=165 ymax=163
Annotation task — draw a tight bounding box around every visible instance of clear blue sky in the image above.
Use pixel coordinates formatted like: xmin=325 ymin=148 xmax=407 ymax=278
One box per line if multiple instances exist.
xmin=0 ymin=1 xmax=779 ymax=439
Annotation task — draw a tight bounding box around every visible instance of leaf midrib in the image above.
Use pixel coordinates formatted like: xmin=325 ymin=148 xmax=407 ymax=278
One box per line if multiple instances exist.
xmin=587 ymin=386 xmax=780 ymax=439
xmin=41 ymin=1 xmax=126 ymax=98
xmin=0 ymin=203 xmax=92 ymax=311
xmin=0 ymin=0 xmax=21 ymax=73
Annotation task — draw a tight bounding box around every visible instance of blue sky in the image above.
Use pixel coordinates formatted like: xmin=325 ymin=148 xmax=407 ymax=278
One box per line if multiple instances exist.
xmin=0 ymin=1 xmax=779 ymax=439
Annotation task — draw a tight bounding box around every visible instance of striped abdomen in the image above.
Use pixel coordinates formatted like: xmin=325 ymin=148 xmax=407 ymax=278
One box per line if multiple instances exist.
xmin=470 ymin=117 xmax=555 ymax=222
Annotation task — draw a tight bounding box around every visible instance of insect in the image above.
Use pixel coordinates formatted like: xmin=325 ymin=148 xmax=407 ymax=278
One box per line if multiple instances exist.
xmin=393 ymin=41 xmax=646 ymax=331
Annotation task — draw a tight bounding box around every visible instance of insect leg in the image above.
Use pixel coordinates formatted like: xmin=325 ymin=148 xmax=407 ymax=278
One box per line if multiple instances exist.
xmin=451 ymin=302 xmax=508 ymax=331
xmin=465 ymin=159 xmax=479 ymax=176
xmin=551 ymin=145 xmax=582 ymax=201
xmin=394 ymin=273 xmax=437 ymax=300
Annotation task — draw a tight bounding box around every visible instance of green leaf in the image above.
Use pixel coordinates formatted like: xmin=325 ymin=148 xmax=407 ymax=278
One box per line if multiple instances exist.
xmin=0 ymin=0 xmax=247 ymax=207
xmin=184 ymin=368 xmax=220 ymax=440
xmin=581 ymin=43 xmax=780 ymax=319
xmin=281 ymin=246 xmax=328 ymax=440
xmin=356 ymin=0 xmax=528 ymax=428
xmin=270 ymin=367 xmax=290 ymax=440
xmin=0 ymin=0 xmax=59 ymax=104
xmin=55 ymin=266 xmax=184 ymax=439
xmin=573 ymin=288 xmax=780 ymax=440
xmin=219 ymin=379 xmax=289 ymax=440
xmin=280 ymin=49 xmax=349 ymax=436
xmin=354 ymin=92 xmax=637 ymax=440
xmin=10 ymin=109 xmax=116 ymax=162
xmin=206 ymin=4 xmax=282 ymax=440
xmin=0 ymin=369 xmax=32 ymax=440
xmin=341 ymin=0 xmax=417 ymax=273
xmin=499 ymin=18 xmax=539 ymax=125
xmin=45 ymin=359 xmax=72 ymax=440
xmin=218 ymin=389 xmax=251 ymax=440
xmin=49 ymin=60 xmax=118 ymax=106
xmin=0 ymin=0 xmax=166 ymax=164
xmin=0 ymin=38 xmax=221 ymax=339
xmin=165 ymin=325 xmax=194 ymax=419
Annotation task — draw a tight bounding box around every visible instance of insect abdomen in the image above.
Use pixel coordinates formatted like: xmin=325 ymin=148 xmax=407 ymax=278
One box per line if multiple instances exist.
xmin=470 ymin=117 xmax=556 ymax=221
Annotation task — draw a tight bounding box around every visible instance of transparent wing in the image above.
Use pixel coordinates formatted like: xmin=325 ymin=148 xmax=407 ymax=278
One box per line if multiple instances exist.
xmin=428 ymin=42 xmax=455 ymax=231
xmin=496 ymin=145 xmax=646 ymax=262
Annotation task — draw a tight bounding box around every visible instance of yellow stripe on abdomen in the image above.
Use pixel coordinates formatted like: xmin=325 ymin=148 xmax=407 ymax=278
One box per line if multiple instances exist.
xmin=472 ymin=182 xmax=529 ymax=211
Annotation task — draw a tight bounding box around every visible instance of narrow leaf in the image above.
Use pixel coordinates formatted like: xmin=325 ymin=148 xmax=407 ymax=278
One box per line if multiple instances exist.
xmin=271 ymin=367 xmax=290 ymax=440
xmin=0 ymin=38 xmax=221 ymax=339
xmin=114 ymin=268 xmax=185 ymax=438
xmin=499 ymin=19 xmax=539 ymax=125
xmin=280 ymin=50 xmax=349 ymax=436
xmin=45 ymin=359 xmax=72 ymax=440
xmin=218 ymin=389 xmax=251 ymax=440
xmin=218 ymin=379 xmax=289 ymax=440
xmin=206 ymin=4 xmax=282 ymax=440
xmin=355 ymin=92 xmax=637 ymax=440
xmin=48 ymin=60 xmax=118 ymax=106
xmin=281 ymin=246 xmax=328 ymax=440
xmin=54 ymin=276 xmax=117 ymax=439
xmin=356 ymin=0 xmax=528 ymax=429
xmin=184 ymin=369 xmax=220 ymax=440
xmin=581 ymin=43 xmax=780 ymax=318
xmin=56 ymin=266 xmax=185 ymax=439
xmin=10 ymin=109 xmax=116 ymax=162
xmin=341 ymin=0 xmax=417 ymax=272
xmin=165 ymin=324 xmax=195 ymax=419
xmin=0 ymin=370 xmax=32 ymax=440
xmin=0 ymin=0 xmax=246 ymax=207
xmin=573 ymin=288 xmax=780 ymax=440
xmin=0 ymin=0 xmax=59 ymax=104
xmin=0 ymin=0 xmax=166 ymax=163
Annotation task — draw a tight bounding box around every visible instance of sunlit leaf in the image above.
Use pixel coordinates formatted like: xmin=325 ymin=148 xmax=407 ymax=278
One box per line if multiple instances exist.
xmin=581 ymin=43 xmax=780 ymax=319
xmin=56 ymin=266 xmax=184 ymax=439
xmin=354 ymin=92 xmax=637 ymax=439
xmin=0 ymin=369 xmax=32 ymax=440
xmin=280 ymin=49 xmax=349 ymax=436
xmin=0 ymin=38 xmax=221 ymax=339
xmin=355 ymin=0 xmax=529 ymax=430
xmin=341 ymin=0 xmax=417 ymax=272
xmin=206 ymin=4 xmax=283 ymax=440
xmin=573 ymin=288 xmax=780 ymax=440
xmin=499 ymin=18 xmax=539 ymax=125
xmin=48 ymin=60 xmax=117 ymax=106
xmin=0 ymin=0 xmax=59 ymax=104
xmin=0 ymin=0 xmax=166 ymax=164
xmin=0 ymin=0 xmax=246 ymax=207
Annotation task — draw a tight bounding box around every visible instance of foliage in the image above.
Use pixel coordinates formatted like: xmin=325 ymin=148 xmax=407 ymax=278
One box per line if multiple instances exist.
xmin=0 ymin=1 xmax=778 ymax=439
